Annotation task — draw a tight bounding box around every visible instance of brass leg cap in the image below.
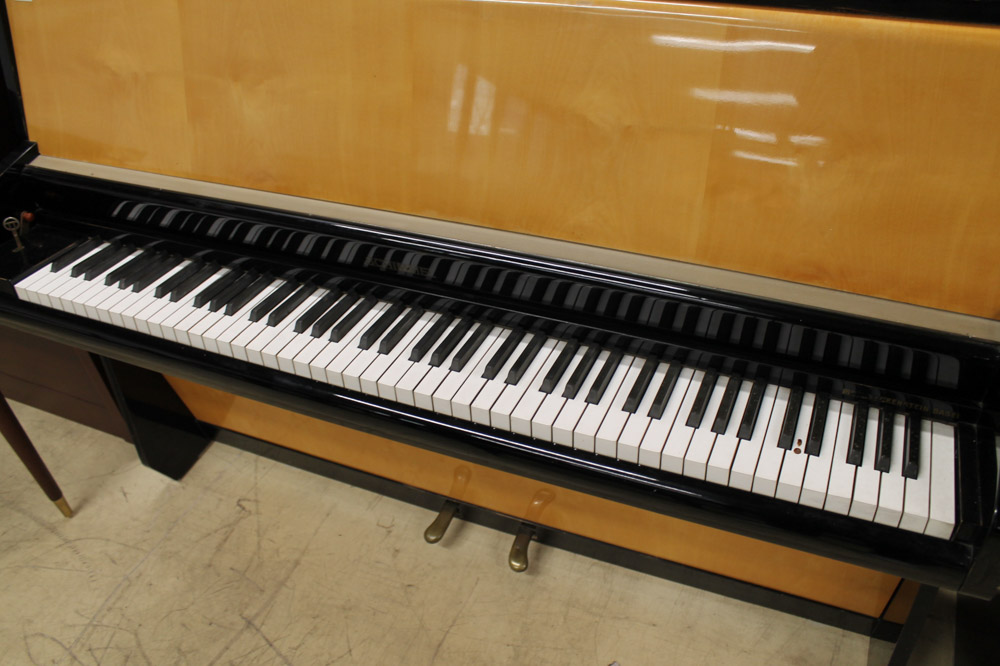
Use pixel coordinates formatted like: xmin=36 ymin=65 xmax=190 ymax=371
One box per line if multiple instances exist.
xmin=53 ymin=497 xmax=74 ymax=518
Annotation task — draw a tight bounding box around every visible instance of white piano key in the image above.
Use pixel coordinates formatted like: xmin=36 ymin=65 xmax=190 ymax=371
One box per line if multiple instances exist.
xmin=659 ymin=369 xmax=704 ymax=474
xmin=470 ymin=335 xmax=534 ymax=426
xmin=259 ymin=292 xmax=327 ymax=369
xmin=550 ymin=349 xmax=610 ymax=447
xmin=900 ymin=419 xmax=933 ymax=534
xmin=637 ymin=366 xmax=694 ymax=470
xmin=120 ymin=262 xmax=195 ymax=332
xmin=572 ymin=355 xmax=635 ymax=453
xmin=361 ymin=312 xmax=438 ymax=397
xmin=15 ymin=243 xmax=105 ymax=302
xmin=926 ymin=422 xmax=956 ymax=539
xmin=529 ymin=345 xmax=591 ymax=442
xmin=683 ymin=375 xmax=730 ymax=480
xmin=617 ymin=362 xmax=669 ymax=465
xmin=775 ymin=392 xmax=815 ymax=503
xmin=247 ymin=293 xmax=341 ymax=368
xmin=799 ymin=398 xmax=842 ymax=509
xmin=594 ymin=359 xmax=644 ymax=458
xmin=412 ymin=324 xmax=484 ymax=412
xmin=201 ymin=280 xmax=285 ymax=353
xmin=272 ymin=294 xmax=339 ymax=373
xmin=396 ymin=318 xmax=463 ymax=406
xmin=729 ymin=384 xmax=778 ymax=491
xmin=874 ymin=413 xmax=906 ymax=527
xmin=849 ymin=408 xmax=883 ymax=521
xmin=491 ymin=339 xmax=560 ymax=432
xmin=374 ymin=312 xmax=448 ymax=402
xmin=432 ymin=327 xmax=505 ymax=415
xmin=823 ymin=402 xmax=856 ymax=515
xmin=344 ymin=308 xmax=423 ymax=394
xmin=104 ymin=261 xmax=190 ymax=329
xmin=705 ymin=379 xmax=754 ymax=485
xmin=317 ymin=302 xmax=392 ymax=385
xmin=751 ymin=386 xmax=790 ymax=497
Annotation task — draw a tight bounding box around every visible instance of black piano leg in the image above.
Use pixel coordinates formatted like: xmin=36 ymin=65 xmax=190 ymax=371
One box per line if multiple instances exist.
xmin=869 ymin=584 xmax=939 ymax=666
xmin=98 ymin=357 xmax=214 ymax=480
xmin=954 ymin=593 xmax=1000 ymax=665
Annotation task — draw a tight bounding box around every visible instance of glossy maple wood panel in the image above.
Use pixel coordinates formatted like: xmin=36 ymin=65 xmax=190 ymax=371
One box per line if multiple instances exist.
xmin=165 ymin=376 xmax=902 ymax=617
xmin=7 ymin=1 xmax=1000 ymax=319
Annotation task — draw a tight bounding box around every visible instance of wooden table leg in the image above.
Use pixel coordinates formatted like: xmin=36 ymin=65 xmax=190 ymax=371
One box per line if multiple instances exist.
xmin=0 ymin=391 xmax=73 ymax=517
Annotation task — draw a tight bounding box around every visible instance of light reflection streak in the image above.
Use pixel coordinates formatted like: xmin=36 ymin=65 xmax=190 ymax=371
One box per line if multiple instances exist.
xmin=447 ymin=65 xmax=468 ymax=133
xmin=459 ymin=0 xmax=751 ymax=21
xmin=733 ymin=127 xmax=777 ymax=144
xmin=692 ymin=88 xmax=798 ymax=106
xmin=732 ymin=150 xmax=797 ymax=166
xmin=651 ymin=35 xmax=814 ymax=52
xmin=469 ymin=76 xmax=496 ymax=136
xmin=790 ymin=134 xmax=827 ymax=146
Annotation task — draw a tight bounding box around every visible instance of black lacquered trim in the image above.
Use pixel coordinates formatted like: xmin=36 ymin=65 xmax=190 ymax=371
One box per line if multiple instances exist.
xmin=216 ymin=426 xmax=902 ymax=635
xmin=10 ymin=167 xmax=1000 ymax=423
xmin=0 ymin=297 xmax=976 ymax=590
xmin=714 ymin=1 xmax=1000 ymax=25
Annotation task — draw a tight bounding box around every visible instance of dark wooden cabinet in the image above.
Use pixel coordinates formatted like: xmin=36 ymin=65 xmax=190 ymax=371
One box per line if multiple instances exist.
xmin=0 ymin=323 xmax=130 ymax=441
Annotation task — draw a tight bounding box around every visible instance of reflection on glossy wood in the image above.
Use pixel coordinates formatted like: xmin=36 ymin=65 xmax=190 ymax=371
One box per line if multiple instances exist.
xmin=166 ymin=376 xmax=902 ymax=617
xmin=7 ymin=0 xmax=1000 ymax=319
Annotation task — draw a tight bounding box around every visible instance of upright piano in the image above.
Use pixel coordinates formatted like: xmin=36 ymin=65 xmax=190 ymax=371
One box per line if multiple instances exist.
xmin=2 ymin=0 xmax=999 ymax=659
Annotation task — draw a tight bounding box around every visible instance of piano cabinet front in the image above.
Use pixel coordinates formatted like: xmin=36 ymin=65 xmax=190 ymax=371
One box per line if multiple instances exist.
xmin=164 ymin=374 xmax=906 ymax=620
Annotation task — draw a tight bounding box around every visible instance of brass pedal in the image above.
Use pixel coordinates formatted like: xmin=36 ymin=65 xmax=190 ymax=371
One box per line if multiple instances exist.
xmin=424 ymin=500 xmax=459 ymax=544
xmin=508 ymin=523 xmax=535 ymax=572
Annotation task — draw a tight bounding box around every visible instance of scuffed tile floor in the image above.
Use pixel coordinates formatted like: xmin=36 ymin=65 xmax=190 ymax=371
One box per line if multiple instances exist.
xmin=0 ymin=402 xmax=953 ymax=665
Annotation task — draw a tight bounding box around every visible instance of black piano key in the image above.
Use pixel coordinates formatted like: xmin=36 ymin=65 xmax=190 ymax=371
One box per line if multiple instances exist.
xmin=585 ymin=349 xmax=624 ymax=404
xmin=623 ymin=356 xmax=658 ymax=414
xmin=777 ymin=387 xmax=804 ymax=450
xmin=379 ymin=306 xmax=425 ymax=354
xmin=846 ymin=403 xmax=868 ymax=466
xmin=430 ymin=317 xmax=474 ymax=367
xmin=192 ymin=268 xmax=243 ymax=308
xmin=483 ymin=328 xmax=526 ymax=380
xmin=736 ymin=380 xmax=766 ymax=440
xmin=50 ymin=238 xmax=101 ymax=272
xmin=81 ymin=244 xmax=135 ymax=281
xmin=540 ymin=339 xmax=580 ymax=394
xmin=208 ymin=271 xmax=259 ymax=312
xmin=266 ymin=283 xmax=317 ymax=326
xmin=358 ymin=302 xmax=407 ymax=350
xmin=450 ymin=321 xmax=493 ymax=372
xmin=169 ymin=263 xmax=219 ymax=302
xmin=804 ymin=394 xmax=830 ymax=456
xmin=562 ymin=344 xmax=600 ymax=399
xmin=903 ymin=415 xmax=921 ymax=479
xmin=410 ymin=313 xmax=455 ymax=361
xmin=155 ymin=259 xmax=204 ymax=298
xmin=506 ymin=333 xmax=546 ymax=385
xmin=711 ymin=376 xmax=741 ymax=435
xmin=685 ymin=370 xmax=718 ymax=428
xmin=104 ymin=250 xmax=156 ymax=286
xmin=311 ymin=292 xmax=361 ymax=337
xmin=131 ymin=254 xmax=184 ymax=292
xmin=250 ymin=281 xmax=298 ymax=323
xmin=294 ymin=289 xmax=343 ymax=333
xmin=647 ymin=363 xmax=681 ymax=419
xmin=70 ymin=241 xmax=123 ymax=277
xmin=224 ymin=273 xmax=273 ymax=315
xmin=329 ymin=295 xmax=377 ymax=342
xmin=874 ymin=409 xmax=894 ymax=473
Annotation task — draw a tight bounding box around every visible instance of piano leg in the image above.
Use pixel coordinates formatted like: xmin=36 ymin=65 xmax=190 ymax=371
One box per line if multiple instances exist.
xmin=98 ymin=357 xmax=214 ymax=480
xmin=0 ymin=389 xmax=73 ymax=517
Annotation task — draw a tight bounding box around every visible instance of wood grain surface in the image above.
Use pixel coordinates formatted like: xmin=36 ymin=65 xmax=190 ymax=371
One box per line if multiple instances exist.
xmin=166 ymin=376 xmax=903 ymax=618
xmin=7 ymin=0 xmax=999 ymax=320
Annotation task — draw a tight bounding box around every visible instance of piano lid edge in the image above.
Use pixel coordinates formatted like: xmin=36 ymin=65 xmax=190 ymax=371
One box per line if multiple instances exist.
xmin=23 ymin=154 xmax=1000 ymax=346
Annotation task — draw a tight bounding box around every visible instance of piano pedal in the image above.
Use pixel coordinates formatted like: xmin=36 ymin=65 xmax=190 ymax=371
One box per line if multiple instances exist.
xmin=508 ymin=523 xmax=535 ymax=573
xmin=424 ymin=500 xmax=459 ymax=544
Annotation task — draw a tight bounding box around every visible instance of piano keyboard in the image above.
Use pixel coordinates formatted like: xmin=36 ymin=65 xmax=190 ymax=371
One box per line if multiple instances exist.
xmin=13 ymin=238 xmax=957 ymax=539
